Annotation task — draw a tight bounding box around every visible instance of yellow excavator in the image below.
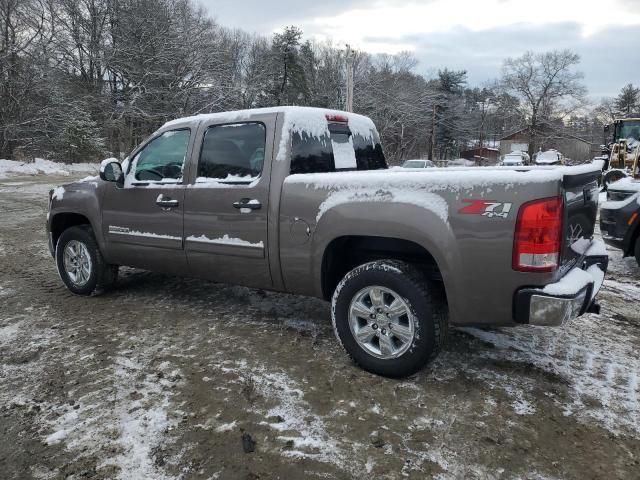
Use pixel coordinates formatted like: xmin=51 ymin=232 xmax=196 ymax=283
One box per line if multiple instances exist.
xmin=602 ymin=118 xmax=640 ymax=187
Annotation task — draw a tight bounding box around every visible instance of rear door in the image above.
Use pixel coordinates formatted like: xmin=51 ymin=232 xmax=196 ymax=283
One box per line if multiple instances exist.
xmin=101 ymin=128 xmax=193 ymax=274
xmin=183 ymin=113 xmax=276 ymax=288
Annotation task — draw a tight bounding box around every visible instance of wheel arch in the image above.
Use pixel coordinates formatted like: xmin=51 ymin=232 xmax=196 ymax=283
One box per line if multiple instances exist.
xmin=320 ymin=235 xmax=448 ymax=303
xmin=50 ymin=212 xmax=95 ymax=252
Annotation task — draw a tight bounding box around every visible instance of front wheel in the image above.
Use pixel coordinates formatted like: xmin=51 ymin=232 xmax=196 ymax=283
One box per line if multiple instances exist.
xmin=331 ymin=260 xmax=448 ymax=378
xmin=55 ymin=225 xmax=118 ymax=295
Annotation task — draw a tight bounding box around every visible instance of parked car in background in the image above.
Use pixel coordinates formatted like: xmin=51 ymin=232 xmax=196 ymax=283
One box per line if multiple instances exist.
xmin=401 ymin=159 xmax=435 ymax=169
xmin=534 ymin=150 xmax=563 ymax=166
xmin=47 ymin=107 xmax=607 ymax=378
xmin=501 ymin=151 xmax=530 ymax=166
xmin=600 ymin=177 xmax=640 ymax=266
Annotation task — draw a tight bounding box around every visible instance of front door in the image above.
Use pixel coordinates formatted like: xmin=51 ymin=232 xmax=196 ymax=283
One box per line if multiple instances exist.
xmin=183 ymin=115 xmax=275 ymax=288
xmin=101 ymin=128 xmax=193 ymax=274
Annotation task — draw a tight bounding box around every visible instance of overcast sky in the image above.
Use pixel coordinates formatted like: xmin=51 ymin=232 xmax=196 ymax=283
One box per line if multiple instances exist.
xmin=202 ymin=0 xmax=640 ymax=98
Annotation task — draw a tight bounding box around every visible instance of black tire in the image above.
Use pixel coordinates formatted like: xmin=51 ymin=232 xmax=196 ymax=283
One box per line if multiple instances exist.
xmin=55 ymin=225 xmax=118 ymax=295
xmin=331 ymin=260 xmax=448 ymax=378
xmin=635 ymin=237 xmax=640 ymax=268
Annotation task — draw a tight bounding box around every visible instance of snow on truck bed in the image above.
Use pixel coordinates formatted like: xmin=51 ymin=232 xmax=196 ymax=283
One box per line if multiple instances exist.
xmin=286 ymin=161 xmax=604 ymax=193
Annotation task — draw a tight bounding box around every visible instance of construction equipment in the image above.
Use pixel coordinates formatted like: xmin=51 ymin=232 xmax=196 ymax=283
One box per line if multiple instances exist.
xmin=602 ymin=118 xmax=640 ymax=186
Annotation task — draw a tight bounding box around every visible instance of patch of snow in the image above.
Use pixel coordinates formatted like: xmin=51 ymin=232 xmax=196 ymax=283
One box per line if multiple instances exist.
xmin=601 ymin=191 xmax=640 ymax=210
xmin=0 ymin=158 xmax=98 ymax=179
xmin=460 ymin=318 xmax=640 ymax=436
xmin=541 ymin=267 xmax=595 ymax=296
xmin=42 ymin=350 xmax=182 ymax=480
xmin=186 ymin=234 xmax=263 ymax=248
xmin=214 ymin=421 xmax=237 ymax=432
xmin=316 ymin=188 xmax=449 ymax=223
xmin=286 ymin=162 xmax=602 ymax=194
xmin=51 ymin=186 xmax=65 ymax=201
xmin=607 ymin=176 xmax=640 ymax=193
xmin=331 ymin=136 xmax=357 ymax=169
xmin=110 ymin=229 xmax=181 ymax=241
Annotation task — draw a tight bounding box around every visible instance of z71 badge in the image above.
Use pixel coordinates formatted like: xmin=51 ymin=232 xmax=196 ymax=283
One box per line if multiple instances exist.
xmin=459 ymin=200 xmax=513 ymax=219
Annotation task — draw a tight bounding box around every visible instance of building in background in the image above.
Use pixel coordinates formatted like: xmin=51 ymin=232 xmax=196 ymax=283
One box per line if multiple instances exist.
xmin=460 ymin=147 xmax=500 ymax=166
xmin=499 ymin=127 xmax=600 ymax=163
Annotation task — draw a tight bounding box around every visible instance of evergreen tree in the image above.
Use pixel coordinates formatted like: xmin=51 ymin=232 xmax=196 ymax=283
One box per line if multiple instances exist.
xmin=614 ymin=83 xmax=640 ymax=116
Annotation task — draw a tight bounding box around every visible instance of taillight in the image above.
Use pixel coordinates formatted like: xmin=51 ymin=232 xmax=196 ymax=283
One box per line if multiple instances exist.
xmin=325 ymin=114 xmax=348 ymax=123
xmin=513 ymin=197 xmax=563 ymax=272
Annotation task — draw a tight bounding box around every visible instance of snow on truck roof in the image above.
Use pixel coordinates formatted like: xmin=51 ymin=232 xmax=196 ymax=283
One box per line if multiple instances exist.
xmin=162 ymin=107 xmax=377 ymax=163
xmin=162 ymin=106 xmax=376 ymax=138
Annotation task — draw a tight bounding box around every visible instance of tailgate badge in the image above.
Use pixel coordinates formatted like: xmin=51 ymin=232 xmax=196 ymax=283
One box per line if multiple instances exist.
xmin=459 ymin=200 xmax=512 ymax=219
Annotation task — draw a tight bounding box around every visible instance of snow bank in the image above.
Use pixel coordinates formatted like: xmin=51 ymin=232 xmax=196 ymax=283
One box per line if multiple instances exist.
xmin=0 ymin=158 xmax=98 ymax=179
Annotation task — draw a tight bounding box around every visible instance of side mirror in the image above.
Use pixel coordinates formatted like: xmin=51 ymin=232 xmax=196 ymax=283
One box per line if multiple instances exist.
xmin=100 ymin=159 xmax=124 ymax=187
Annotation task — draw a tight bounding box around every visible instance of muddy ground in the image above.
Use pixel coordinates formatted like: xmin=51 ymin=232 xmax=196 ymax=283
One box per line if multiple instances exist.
xmin=1 ymin=175 xmax=639 ymax=480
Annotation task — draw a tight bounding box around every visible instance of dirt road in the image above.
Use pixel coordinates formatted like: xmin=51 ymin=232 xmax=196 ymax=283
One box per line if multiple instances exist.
xmin=1 ymin=175 xmax=639 ymax=479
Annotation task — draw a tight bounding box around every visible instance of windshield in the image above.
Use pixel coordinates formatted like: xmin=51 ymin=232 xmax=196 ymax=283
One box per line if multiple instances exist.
xmin=402 ymin=160 xmax=425 ymax=168
xmin=618 ymin=120 xmax=640 ymax=140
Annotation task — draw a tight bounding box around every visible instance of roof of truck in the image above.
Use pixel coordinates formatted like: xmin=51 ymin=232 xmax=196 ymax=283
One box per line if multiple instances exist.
xmin=162 ymin=107 xmax=378 ymax=162
xmin=162 ymin=106 xmax=375 ymax=133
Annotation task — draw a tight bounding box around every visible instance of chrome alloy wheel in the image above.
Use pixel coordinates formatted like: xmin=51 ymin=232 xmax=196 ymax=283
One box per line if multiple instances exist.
xmin=348 ymin=286 xmax=416 ymax=359
xmin=63 ymin=240 xmax=92 ymax=287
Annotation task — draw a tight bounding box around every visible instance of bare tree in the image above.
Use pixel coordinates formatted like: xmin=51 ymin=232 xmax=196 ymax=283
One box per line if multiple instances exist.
xmin=501 ymin=49 xmax=586 ymax=156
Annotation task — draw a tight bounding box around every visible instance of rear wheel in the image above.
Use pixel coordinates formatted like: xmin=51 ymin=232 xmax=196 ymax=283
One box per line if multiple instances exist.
xmin=55 ymin=225 xmax=118 ymax=295
xmin=331 ymin=260 xmax=448 ymax=378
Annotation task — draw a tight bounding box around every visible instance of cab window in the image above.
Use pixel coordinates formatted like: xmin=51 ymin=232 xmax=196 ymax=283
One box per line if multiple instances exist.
xmin=290 ymin=123 xmax=386 ymax=174
xmin=197 ymin=122 xmax=266 ymax=182
xmin=132 ymin=129 xmax=191 ymax=182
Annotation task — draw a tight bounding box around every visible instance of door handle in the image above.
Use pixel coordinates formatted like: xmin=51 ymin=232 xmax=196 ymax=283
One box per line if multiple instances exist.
xmin=156 ymin=195 xmax=179 ymax=208
xmin=233 ymin=198 xmax=261 ymax=210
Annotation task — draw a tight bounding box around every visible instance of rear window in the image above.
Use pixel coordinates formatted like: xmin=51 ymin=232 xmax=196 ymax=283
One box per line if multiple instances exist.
xmin=290 ymin=123 xmax=386 ymax=174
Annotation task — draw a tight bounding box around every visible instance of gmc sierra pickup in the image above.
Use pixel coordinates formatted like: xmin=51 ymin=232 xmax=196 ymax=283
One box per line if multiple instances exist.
xmin=47 ymin=107 xmax=608 ymax=377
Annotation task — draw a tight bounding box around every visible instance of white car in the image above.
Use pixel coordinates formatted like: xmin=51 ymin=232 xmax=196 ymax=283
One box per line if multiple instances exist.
xmin=401 ymin=159 xmax=435 ymax=169
xmin=501 ymin=152 xmax=529 ymax=166
xmin=535 ymin=150 xmax=563 ymax=166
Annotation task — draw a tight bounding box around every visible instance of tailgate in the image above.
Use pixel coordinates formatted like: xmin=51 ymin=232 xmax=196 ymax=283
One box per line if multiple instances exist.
xmin=562 ymin=168 xmax=602 ymax=266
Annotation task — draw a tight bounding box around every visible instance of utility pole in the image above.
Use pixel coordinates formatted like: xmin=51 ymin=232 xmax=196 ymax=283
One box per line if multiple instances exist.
xmin=429 ymin=104 xmax=436 ymax=160
xmin=345 ymin=44 xmax=354 ymax=112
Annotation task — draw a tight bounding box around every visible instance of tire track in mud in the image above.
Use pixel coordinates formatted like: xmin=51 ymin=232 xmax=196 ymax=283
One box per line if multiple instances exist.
xmin=460 ymin=314 xmax=640 ymax=436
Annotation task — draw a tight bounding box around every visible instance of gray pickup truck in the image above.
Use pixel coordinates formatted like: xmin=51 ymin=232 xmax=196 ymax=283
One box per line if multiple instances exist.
xmin=47 ymin=107 xmax=608 ymax=377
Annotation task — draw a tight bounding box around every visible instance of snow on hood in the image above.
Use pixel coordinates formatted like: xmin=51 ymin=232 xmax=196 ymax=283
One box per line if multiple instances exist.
xmin=535 ymin=151 xmax=561 ymax=164
xmin=607 ymin=176 xmax=640 ymax=193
